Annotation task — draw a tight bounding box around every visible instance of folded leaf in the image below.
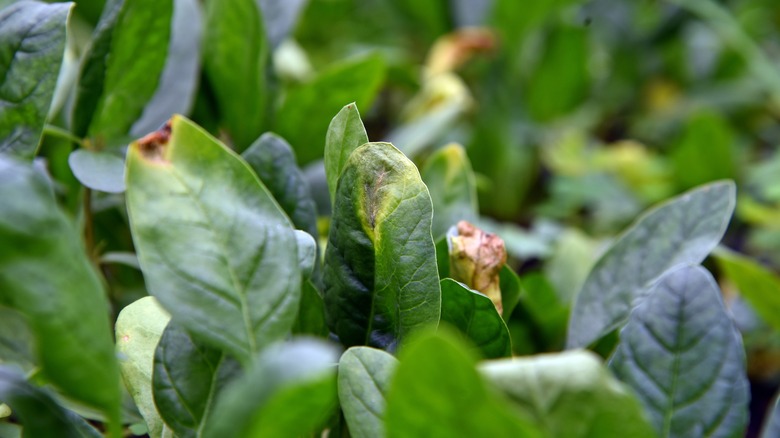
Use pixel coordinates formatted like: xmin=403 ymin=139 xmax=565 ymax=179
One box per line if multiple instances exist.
xmin=338 ymin=347 xmax=398 ymax=438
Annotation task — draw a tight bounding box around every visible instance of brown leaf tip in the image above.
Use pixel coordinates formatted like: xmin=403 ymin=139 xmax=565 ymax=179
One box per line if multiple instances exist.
xmin=136 ymin=120 xmax=172 ymax=162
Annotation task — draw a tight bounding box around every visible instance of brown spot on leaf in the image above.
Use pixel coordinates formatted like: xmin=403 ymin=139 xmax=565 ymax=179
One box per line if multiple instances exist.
xmin=365 ymin=169 xmax=388 ymax=229
xmin=136 ymin=120 xmax=172 ymax=162
xmin=449 ymin=220 xmax=507 ymax=315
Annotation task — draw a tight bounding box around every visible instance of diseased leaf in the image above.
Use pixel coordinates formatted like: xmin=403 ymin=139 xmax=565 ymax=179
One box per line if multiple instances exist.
xmin=567 ymin=181 xmax=736 ymax=349
xmin=323 ymin=142 xmax=440 ymax=351
xmin=421 ymin=143 xmax=478 ymax=239
xmin=0 ymin=366 xmax=102 ymax=438
xmin=115 ymin=297 xmax=172 ymax=438
xmin=0 ymin=1 xmax=72 ymax=158
xmin=203 ymin=339 xmax=340 ymax=438
xmin=480 ymin=350 xmax=656 ymax=438
xmin=385 ymin=330 xmax=542 ymax=438
xmin=125 ymin=116 xmax=301 ymax=365
xmin=338 ymin=347 xmax=398 ymax=438
xmin=324 ymin=102 xmax=369 ymax=206
xmin=72 ymin=0 xmax=173 ymax=145
xmin=439 ymin=278 xmax=511 ymax=359
xmin=68 ymin=149 xmax=125 ymax=193
xmin=153 ymin=322 xmax=239 ymax=438
xmin=0 ymin=155 xmax=121 ymax=429
xmin=202 ymin=0 xmax=267 ymax=149
xmin=609 ymin=265 xmax=749 ymax=438
xmin=275 ymin=54 xmax=385 ymax=165
xmin=715 ymin=248 xmax=780 ymax=333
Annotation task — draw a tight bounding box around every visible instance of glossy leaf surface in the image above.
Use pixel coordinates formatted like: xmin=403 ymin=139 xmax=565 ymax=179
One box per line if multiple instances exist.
xmin=338 ymin=347 xmax=398 ymax=438
xmin=324 ymin=102 xmax=369 ymax=206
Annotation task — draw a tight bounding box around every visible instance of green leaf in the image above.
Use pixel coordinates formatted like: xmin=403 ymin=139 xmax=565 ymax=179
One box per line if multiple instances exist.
xmin=203 ymin=339 xmax=340 ymax=438
xmin=292 ymin=280 xmax=328 ymax=337
xmin=498 ymin=265 xmax=524 ymax=323
xmin=153 ymin=322 xmax=239 ymax=438
xmin=72 ymin=0 xmax=173 ymax=145
xmin=294 ymin=230 xmax=317 ymax=279
xmin=385 ymin=330 xmax=541 ymax=438
xmin=480 ymin=350 xmax=656 ymax=438
xmin=515 ymin=272 xmax=568 ymax=352
xmin=421 ymin=143 xmax=478 ymax=239
xmin=0 ymin=155 xmax=121 ymax=430
xmin=715 ymin=248 xmax=780 ymax=333
xmin=115 ymin=297 xmax=172 ymax=438
xmin=0 ymin=1 xmax=72 ymax=158
xmin=324 ymin=102 xmax=369 ymax=206
xmin=0 ymin=366 xmax=102 ymax=438
xmin=567 ymin=181 xmax=736 ymax=349
xmin=338 ymin=347 xmax=398 ymax=438
xmin=68 ymin=149 xmax=125 ymax=193
xmin=202 ymin=0 xmax=267 ymax=149
xmin=439 ymin=278 xmax=511 ymax=359
xmin=762 ymin=394 xmax=780 ymax=438
xmin=609 ymin=265 xmax=749 ymax=437
xmin=0 ymin=307 xmax=35 ymax=373
xmin=125 ymin=115 xmax=302 ymax=365
xmin=672 ymin=111 xmax=737 ymax=191
xmin=323 ymin=142 xmax=441 ymax=350
xmin=275 ymin=54 xmax=385 ymax=165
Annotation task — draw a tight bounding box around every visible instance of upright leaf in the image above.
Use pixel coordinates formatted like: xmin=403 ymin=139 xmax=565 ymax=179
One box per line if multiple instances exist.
xmin=0 ymin=156 xmax=121 ymax=430
xmin=275 ymin=54 xmax=385 ymax=164
xmin=421 ymin=143 xmax=478 ymax=239
xmin=715 ymin=248 xmax=780 ymax=332
xmin=567 ymin=181 xmax=735 ymax=349
xmin=609 ymin=265 xmax=749 ymax=437
xmin=323 ymin=142 xmax=440 ymax=350
xmin=72 ymin=0 xmax=173 ymax=145
xmin=0 ymin=1 xmax=72 ymax=158
xmin=125 ymin=116 xmax=301 ymax=365
xmin=202 ymin=0 xmax=267 ymax=149
xmin=439 ymin=278 xmax=511 ymax=359
xmin=338 ymin=347 xmax=398 ymax=438
xmin=481 ymin=351 xmax=656 ymax=438
xmin=324 ymin=102 xmax=369 ymax=206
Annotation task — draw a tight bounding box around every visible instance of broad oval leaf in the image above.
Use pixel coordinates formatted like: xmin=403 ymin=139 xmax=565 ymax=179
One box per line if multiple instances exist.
xmin=324 ymin=102 xmax=369 ymax=206
xmin=153 ymin=322 xmax=239 ymax=438
xmin=421 ymin=143 xmax=478 ymax=239
xmin=323 ymin=142 xmax=441 ymax=350
xmin=115 ymin=296 xmax=172 ymax=438
xmin=609 ymin=265 xmax=749 ymax=438
xmin=440 ymin=278 xmax=511 ymax=359
xmin=715 ymin=248 xmax=780 ymax=333
xmin=338 ymin=347 xmax=398 ymax=438
xmin=125 ymin=115 xmax=302 ymax=365
xmin=567 ymin=181 xmax=736 ymax=349
xmin=0 ymin=1 xmax=72 ymax=158
xmin=0 ymin=155 xmax=121 ymax=428
xmin=480 ymin=350 xmax=656 ymax=438
xmin=68 ymin=149 xmax=125 ymax=193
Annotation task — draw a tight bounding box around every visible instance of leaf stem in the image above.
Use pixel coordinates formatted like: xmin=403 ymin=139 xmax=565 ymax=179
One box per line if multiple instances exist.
xmin=43 ymin=124 xmax=85 ymax=147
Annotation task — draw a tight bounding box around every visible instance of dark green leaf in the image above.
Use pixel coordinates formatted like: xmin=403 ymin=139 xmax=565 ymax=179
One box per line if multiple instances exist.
xmin=125 ymin=115 xmax=301 ymax=365
xmin=275 ymin=54 xmax=385 ymax=165
xmin=0 ymin=307 xmax=35 ymax=373
xmin=323 ymin=142 xmax=440 ymax=350
xmin=0 ymin=1 xmax=72 ymax=158
xmin=153 ymin=322 xmax=239 ymax=438
xmin=72 ymin=0 xmax=173 ymax=145
xmin=68 ymin=149 xmax=125 ymax=193
xmin=0 ymin=366 xmax=102 ymax=438
xmin=609 ymin=265 xmax=749 ymax=437
xmin=439 ymin=278 xmax=511 ymax=359
xmin=672 ymin=111 xmax=737 ymax=191
xmin=421 ymin=143 xmax=478 ymax=240
xmin=203 ymin=339 xmax=340 ymax=438
xmin=202 ymin=0 xmax=267 ymax=149
xmin=0 ymin=155 xmax=121 ymax=428
xmin=567 ymin=181 xmax=735 ymax=349
xmin=480 ymin=350 xmax=656 ymax=438
xmin=715 ymin=248 xmax=780 ymax=333
xmin=324 ymin=102 xmax=369 ymax=206
xmin=498 ymin=265 xmax=523 ymax=323
xmin=293 ymin=280 xmax=328 ymax=337
xmin=338 ymin=347 xmax=398 ymax=438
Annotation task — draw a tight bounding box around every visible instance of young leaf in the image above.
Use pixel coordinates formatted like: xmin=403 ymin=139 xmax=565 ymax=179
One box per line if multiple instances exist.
xmin=115 ymin=297 xmax=172 ymax=438
xmin=68 ymin=149 xmax=125 ymax=193
xmin=0 ymin=366 xmax=102 ymax=438
xmin=323 ymin=142 xmax=441 ymax=350
xmin=480 ymin=350 xmax=656 ymax=438
xmin=338 ymin=347 xmax=398 ymax=438
xmin=72 ymin=0 xmax=173 ymax=145
xmin=125 ymin=116 xmax=302 ymax=365
xmin=385 ymin=330 xmax=542 ymax=438
xmin=202 ymin=0 xmax=267 ymax=149
xmin=715 ymin=248 xmax=780 ymax=332
xmin=0 ymin=155 xmax=121 ymax=430
xmin=324 ymin=102 xmax=369 ymax=206
xmin=421 ymin=143 xmax=478 ymax=239
xmin=609 ymin=265 xmax=749 ymax=437
xmin=203 ymin=339 xmax=340 ymax=438
xmin=0 ymin=1 xmax=72 ymax=158
xmin=439 ymin=278 xmax=512 ymax=359
xmin=567 ymin=181 xmax=735 ymax=349
xmin=153 ymin=322 xmax=239 ymax=438
xmin=275 ymin=54 xmax=385 ymax=165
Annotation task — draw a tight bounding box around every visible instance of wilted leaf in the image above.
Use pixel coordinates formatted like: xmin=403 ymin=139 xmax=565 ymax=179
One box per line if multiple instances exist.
xmin=338 ymin=347 xmax=398 ymax=438
xmin=449 ymin=221 xmax=506 ymax=315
